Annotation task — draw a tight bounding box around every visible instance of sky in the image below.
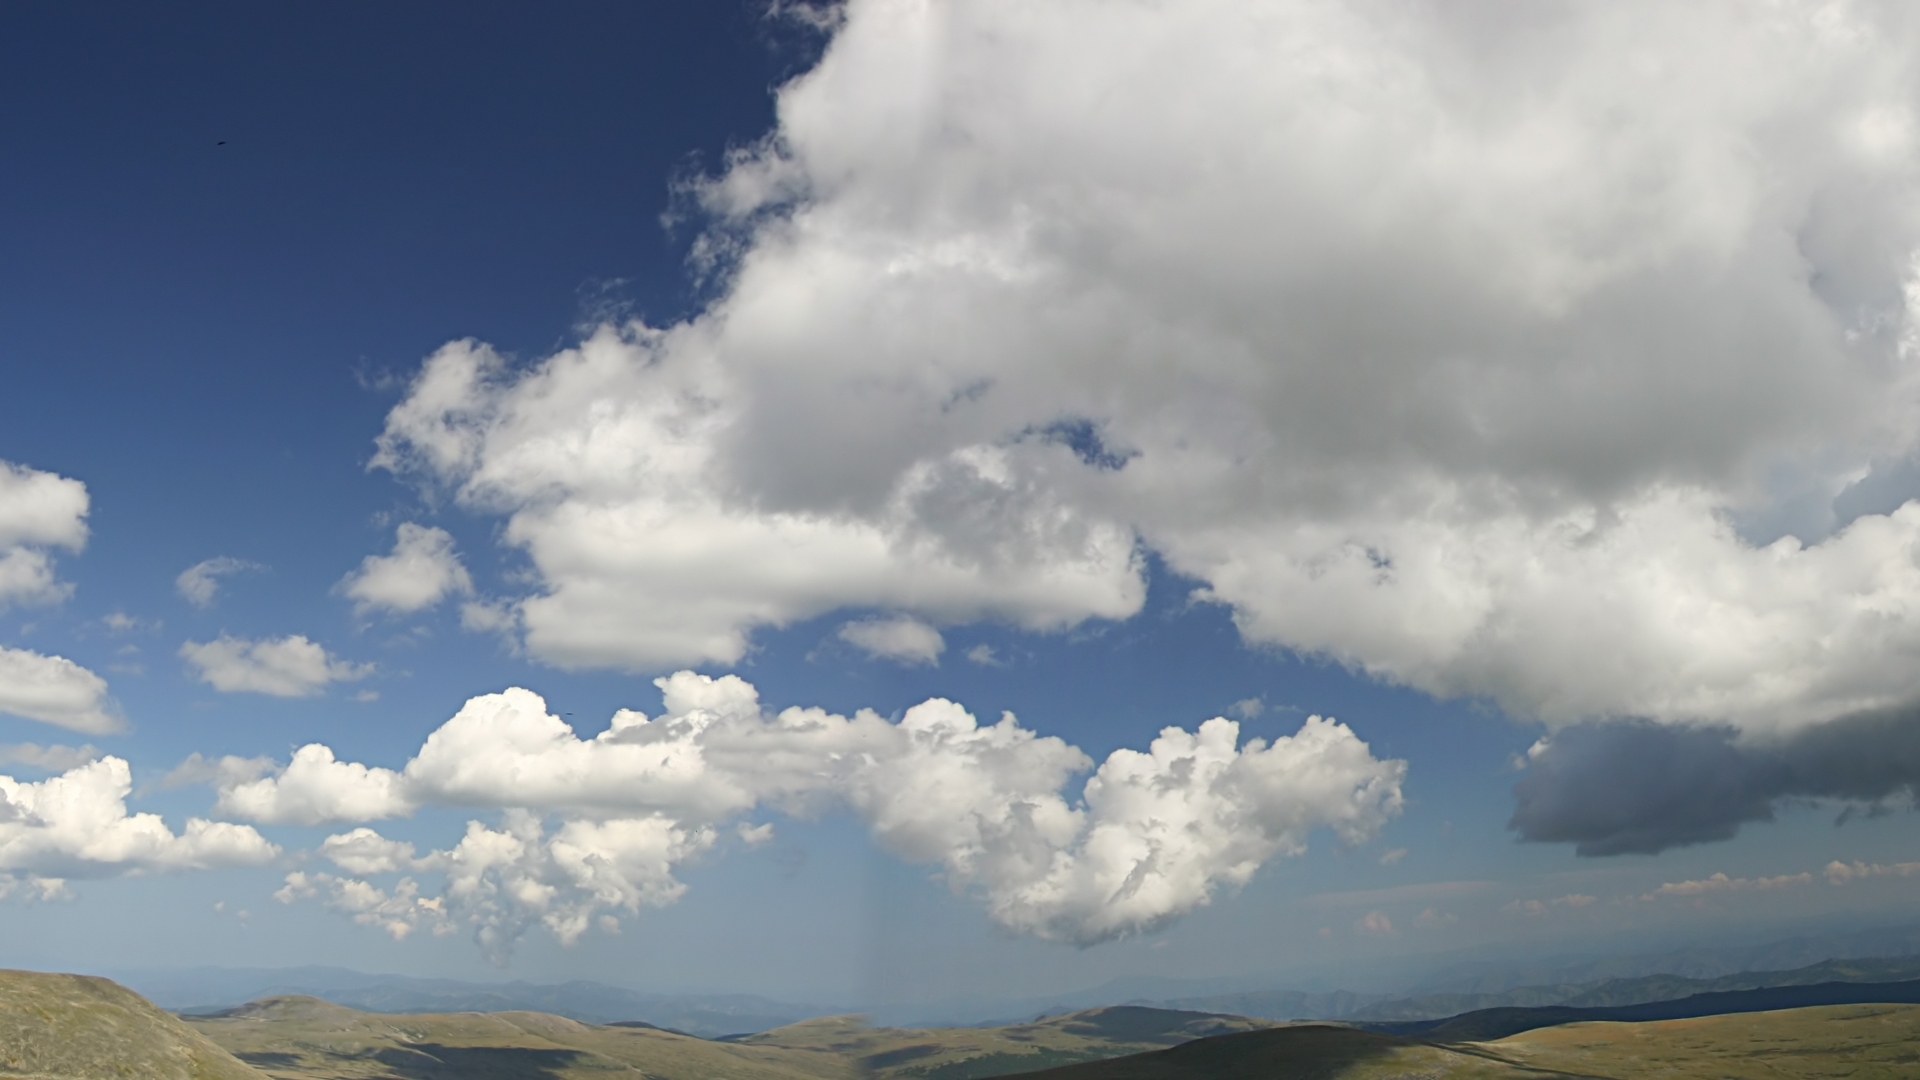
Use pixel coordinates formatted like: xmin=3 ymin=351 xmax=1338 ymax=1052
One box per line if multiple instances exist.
xmin=5 ymin=0 xmax=1920 ymax=1009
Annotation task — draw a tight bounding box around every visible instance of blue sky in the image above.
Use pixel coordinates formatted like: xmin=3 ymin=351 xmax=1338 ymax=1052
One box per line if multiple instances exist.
xmin=4 ymin=0 xmax=1920 ymax=1008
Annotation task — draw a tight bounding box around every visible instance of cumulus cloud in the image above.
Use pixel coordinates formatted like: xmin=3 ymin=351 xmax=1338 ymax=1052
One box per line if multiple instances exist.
xmin=0 ymin=460 xmax=87 ymax=610
xmin=214 ymin=746 xmax=412 ymax=825
xmin=837 ymin=615 xmax=944 ymax=664
xmin=1825 ymin=858 xmax=1920 ymax=884
xmin=338 ymin=523 xmax=474 ymax=617
xmin=238 ymin=672 xmax=1402 ymax=958
xmin=361 ymin=2 xmax=1920 ymax=844
xmin=174 ymin=557 xmax=260 ymax=608
xmin=1642 ymin=872 xmax=1812 ymax=901
xmin=179 ymin=635 xmax=372 ymax=697
xmin=1354 ymin=911 xmax=1396 ymax=937
xmin=0 ymin=647 xmax=122 ymax=734
xmin=0 ymin=757 xmax=277 ymax=886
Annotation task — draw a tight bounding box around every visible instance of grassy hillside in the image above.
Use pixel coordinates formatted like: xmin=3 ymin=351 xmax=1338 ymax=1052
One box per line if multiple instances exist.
xmin=184 ymin=998 xmax=1280 ymax=1080
xmin=185 ymin=995 xmax=855 ymax=1080
xmin=0 ymin=968 xmax=266 ymax=1080
xmin=1016 ymin=1002 xmax=1920 ymax=1078
xmin=738 ymin=1006 xmax=1281 ymax=1079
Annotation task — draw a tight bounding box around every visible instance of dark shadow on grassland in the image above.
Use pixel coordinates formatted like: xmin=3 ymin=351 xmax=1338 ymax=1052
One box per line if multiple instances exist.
xmin=990 ymin=1026 xmax=1412 ymax=1080
xmin=234 ymin=1051 xmax=302 ymax=1068
xmin=371 ymin=1042 xmax=588 ymax=1079
xmin=1366 ymin=977 xmax=1920 ymax=1043
xmin=1053 ymin=1006 xmax=1240 ymax=1045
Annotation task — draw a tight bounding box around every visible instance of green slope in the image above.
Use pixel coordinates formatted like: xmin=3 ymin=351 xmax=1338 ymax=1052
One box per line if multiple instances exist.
xmin=0 ymin=968 xmax=267 ymax=1080
xmin=1014 ymin=1002 xmax=1920 ymax=1078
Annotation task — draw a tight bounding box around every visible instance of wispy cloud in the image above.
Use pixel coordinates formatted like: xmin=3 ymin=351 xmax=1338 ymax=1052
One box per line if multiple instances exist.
xmin=175 ymin=556 xmax=261 ymax=608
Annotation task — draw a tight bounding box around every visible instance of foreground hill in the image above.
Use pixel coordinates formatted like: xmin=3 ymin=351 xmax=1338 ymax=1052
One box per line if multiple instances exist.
xmin=185 ymin=997 xmax=1277 ymax=1080
xmin=1016 ymin=1002 xmax=1920 ymax=1079
xmin=0 ymin=968 xmax=266 ymax=1080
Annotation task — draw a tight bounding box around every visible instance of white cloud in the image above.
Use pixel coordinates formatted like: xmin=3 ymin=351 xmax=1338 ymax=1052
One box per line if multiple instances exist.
xmin=373 ymin=337 xmax=1144 ymax=670
xmin=837 ymin=615 xmax=944 ymax=665
xmin=1824 ymin=858 xmax=1920 ymax=885
xmin=965 ymin=644 xmax=1002 ymax=666
xmin=175 ymin=556 xmax=260 ymax=608
xmin=249 ymin=672 xmax=1403 ymax=956
xmin=275 ymin=870 xmax=448 ymax=942
xmin=1641 ymin=871 xmax=1813 ymax=901
xmin=0 ymin=757 xmax=277 ymax=882
xmin=362 ymin=1 xmax=1920 ymax=751
xmin=338 ymin=523 xmax=474 ymax=617
xmin=1354 ymin=910 xmax=1396 ymax=937
xmin=320 ymin=827 xmax=437 ymax=876
xmin=179 ymin=635 xmax=371 ymax=697
xmin=0 ymin=461 xmax=87 ymax=610
xmin=1503 ymin=893 xmax=1601 ymax=916
xmin=0 ymin=646 xmax=121 ymax=734
xmin=0 ymin=743 xmax=98 ymax=771
xmin=214 ymin=745 xmax=413 ymax=826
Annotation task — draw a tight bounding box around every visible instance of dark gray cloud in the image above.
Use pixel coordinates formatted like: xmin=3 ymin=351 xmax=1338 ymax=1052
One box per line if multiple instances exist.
xmin=1511 ymin=706 xmax=1920 ymax=856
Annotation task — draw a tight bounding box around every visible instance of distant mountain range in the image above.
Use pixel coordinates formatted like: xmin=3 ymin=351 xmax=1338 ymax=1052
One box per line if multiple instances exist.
xmin=99 ymin=918 xmax=1920 ymax=1035
xmin=1152 ymin=952 xmax=1920 ymax=1022
xmin=112 ymin=966 xmax=827 ymax=1038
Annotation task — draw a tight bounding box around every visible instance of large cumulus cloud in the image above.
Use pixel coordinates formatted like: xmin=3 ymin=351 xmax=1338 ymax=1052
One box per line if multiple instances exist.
xmin=369 ymin=1 xmax=1920 ymax=842
xmin=0 ymin=757 xmax=278 ymax=895
xmin=220 ymin=673 xmax=1403 ymax=959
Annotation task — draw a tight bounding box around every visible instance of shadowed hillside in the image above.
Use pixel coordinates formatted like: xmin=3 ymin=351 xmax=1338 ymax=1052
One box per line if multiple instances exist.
xmin=1365 ymin=976 xmax=1920 ymax=1041
xmin=1016 ymin=1003 xmax=1920 ymax=1078
xmin=0 ymin=968 xmax=266 ymax=1080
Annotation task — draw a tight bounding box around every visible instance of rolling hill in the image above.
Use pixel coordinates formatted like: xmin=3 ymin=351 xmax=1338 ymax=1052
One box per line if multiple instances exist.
xmin=0 ymin=968 xmax=266 ymax=1080
xmin=1017 ymin=1002 xmax=1920 ymax=1078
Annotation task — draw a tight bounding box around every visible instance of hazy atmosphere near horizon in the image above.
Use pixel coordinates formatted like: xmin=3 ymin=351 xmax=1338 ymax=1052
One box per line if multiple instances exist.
xmin=6 ymin=0 xmax=1920 ymax=1013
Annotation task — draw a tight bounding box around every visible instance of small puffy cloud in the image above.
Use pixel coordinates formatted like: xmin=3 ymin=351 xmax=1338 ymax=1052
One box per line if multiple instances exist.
xmin=1354 ymin=910 xmax=1396 ymax=937
xmin=0 ymin=757 xmax=277 ymax=882
xmin=214 ymin=745 xmax=414 ymax=826
xmin=179 ymin=635 xmax=371 ymax=697
xmin=1641 ymin=872 xmax=1811 ymax=901
xmin=175 ymin=557 xmax=260 ymax=608
xmin=965 ymin=644 xmax=1002 ymax=666
xmin=0 ymin=461 xmax=87 ymax=610
xmin=263 ymin=672 xmax=1405 ymax=957
xmin=0 ymin=647 xmax=121 ymax=734
xmin=338 ymin=523 xmax=474 ymax=617
xmin=1503 ymin=893 xmax=1600 ymax=917
xmin=1824 ymin=859 xmax=1920 ymax=885
xmin=1377 ymin=847 xmax=1408 ymax=866
xmin=275 ymin=870 xmax=448 ymax=942
xmin=0 ymin=462 xmax=88 ymax=551
xmin=837 ymin=616 xmax=945 ymax=665
xmin=321 ymin=828 xmax=437 ymax=876
xmin=1228 ymin=698 xmax=1265 ymax=720
xmin=0 ymin=744 xmax=98 ymax=771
